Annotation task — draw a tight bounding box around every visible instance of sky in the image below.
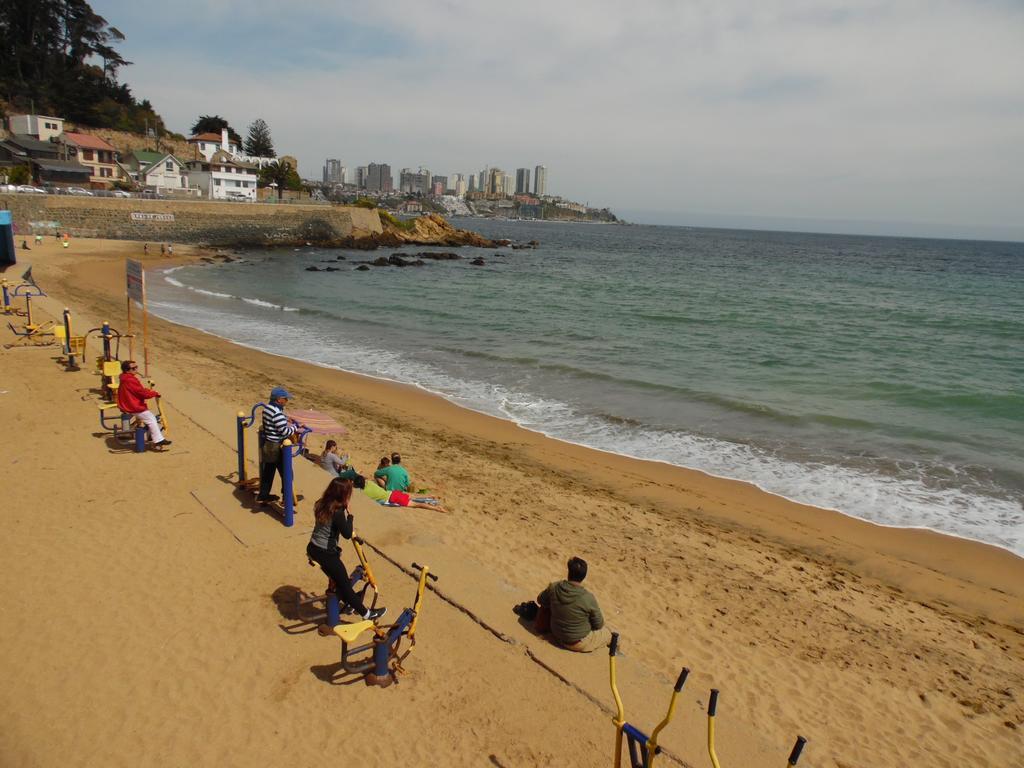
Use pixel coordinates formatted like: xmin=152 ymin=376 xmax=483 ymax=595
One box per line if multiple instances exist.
xmin=92 ymin=0 xmax=1024 ymax=240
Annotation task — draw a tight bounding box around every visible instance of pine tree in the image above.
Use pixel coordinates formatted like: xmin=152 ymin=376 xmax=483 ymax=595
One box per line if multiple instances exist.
xmin=244 ymin=118 xmax=275 ymax=158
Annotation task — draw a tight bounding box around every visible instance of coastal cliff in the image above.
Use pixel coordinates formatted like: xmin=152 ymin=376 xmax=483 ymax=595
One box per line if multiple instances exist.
xmin=331 ymin=213 xmax=497 ymax=250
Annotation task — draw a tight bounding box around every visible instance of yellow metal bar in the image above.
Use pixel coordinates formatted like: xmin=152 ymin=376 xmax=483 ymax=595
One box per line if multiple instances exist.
xmin=708 ymin=689 xmax=721 ymax=768
xmin=608 ymin=633 xmax=625 ymax=768
xmin=647 ymin=668 xmax=688 ymax=766
xmin=407 ymin=564 xmax=429 ymax=641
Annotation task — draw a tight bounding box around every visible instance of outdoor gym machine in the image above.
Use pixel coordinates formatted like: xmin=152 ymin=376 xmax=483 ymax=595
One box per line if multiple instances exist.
xmin=331 ymin=562 xmax=437 ymax=688
xmin=608 ymin=632 xmax=688 ymax=768
xmin=236 ymin=403 xmax=312 ymax=527
xmin=706 ymin=689 xmax=807 ymax=767
xmin=291 ymin=533 xmax=381 ymax=634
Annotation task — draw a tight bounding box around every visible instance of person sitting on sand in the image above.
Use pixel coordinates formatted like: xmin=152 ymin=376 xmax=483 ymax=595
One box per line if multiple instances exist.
xmin=116 ymin=360 xmax=171 ymax=448
xmin=353 ymin=474 xmax=447 ymax=513
xmin=307 ymin=478 xmax=386 ymax=622
xmin=320 ymin=440 xmax=350 ymax=476
xmin=535 ymin=557 xmax=611 ymax=653
xmin=374 ymin=452 xmax=411 ymax=491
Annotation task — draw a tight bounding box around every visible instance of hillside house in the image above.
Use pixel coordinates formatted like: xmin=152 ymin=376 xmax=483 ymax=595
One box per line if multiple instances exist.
xmin=124 ymin=150 xmax=189 ymax=193
xmin=58 ymin=132 xmax=121 ymax=188
xmin=185 ymin=149 xmax=258 ymax=201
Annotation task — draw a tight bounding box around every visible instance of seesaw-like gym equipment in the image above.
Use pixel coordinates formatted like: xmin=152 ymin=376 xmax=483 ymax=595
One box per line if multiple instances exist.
xmin=97 ymin=367 xmax=170 ymax=453
xmin=608 ymin=632 xmax=807 ymax=768
xmin=289 ymin=533 xmax=381 ymax=634
xmin=3 ymin=279 xmax=53 ymax=346
xmin=330 ymin=561 xmax=437 ymax=688
xmin=235 ymin=403 xmax=314 ymax=526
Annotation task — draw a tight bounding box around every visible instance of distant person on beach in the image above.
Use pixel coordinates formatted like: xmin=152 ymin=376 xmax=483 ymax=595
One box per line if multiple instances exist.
xmin=374 ymin=452 xmax=410 ymax=491
xmin=160 ymin=243 xmax=165 ymax=255
xmin=307 ymin=478 xmax=386 ymax=622
xmin=21 ymin=240 xmax=29 ymax=250
xmin=257 ymin=386 xmax=297 ymax=503
xmin=534 ymin=557 xmax=611 ymax=653
xmin=167 ymin=243 xmax=173 ymax=255
xmin=143 ymin=243 xmax=149 ymax=255
xmin=116 ymin=360 xmax=171 ymax=448
xmin=320 ymin=440 xmax=350 ymax=476
xmin=353 ymin=474 xmax=447 ymax=513
xmin=34 ymin=234 xmax=43 ymax=245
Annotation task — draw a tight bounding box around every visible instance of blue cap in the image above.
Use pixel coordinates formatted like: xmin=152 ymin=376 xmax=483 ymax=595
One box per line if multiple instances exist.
xmin=270 ymin=387 xmax=291 ymax=400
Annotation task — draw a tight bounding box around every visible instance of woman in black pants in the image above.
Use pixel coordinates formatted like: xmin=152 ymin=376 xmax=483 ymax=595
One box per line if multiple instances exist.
xmin=307 ymin=478 xmax=387 ymax=621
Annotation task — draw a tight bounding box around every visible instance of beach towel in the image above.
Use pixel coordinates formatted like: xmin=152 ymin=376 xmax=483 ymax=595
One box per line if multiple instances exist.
xmin=287 ymin=409 xmax=347 ymax=435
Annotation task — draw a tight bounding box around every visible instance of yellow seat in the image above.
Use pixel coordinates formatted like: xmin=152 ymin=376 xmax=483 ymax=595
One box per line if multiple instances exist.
xmin=53 ymin=326 xmax=66 ymax=341
xmin=333 ymin=620 xmax=375 ymax=644
xmin=99 ymin=403 xmax=120 ymax=411
xmin=102 ymin=361 xmax=122 ymax=378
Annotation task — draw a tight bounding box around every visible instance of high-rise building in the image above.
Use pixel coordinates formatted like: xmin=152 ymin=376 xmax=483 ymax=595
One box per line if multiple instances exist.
xmin=323 ymin=158 xmax=343 ymax=184
xmin=502 ymin=175 xmax=515 ymax=196
xmin=533 ymin=165 xmax=547 ymax=196
xmin=399 ymin=168 xmax=431 ymax=195
xmin=355 ymin=166 xmax=368 ymax=189
xmin=515 ymin=168 xmax=531 ymax=195
xmin=452 ymin=173 xmax=467 ymax=197
xmin=486 ymin=168 xmax=505 ymax=195
xmin=366 ymin=163 xmax=393 ymax=193
xmin=431 ymin=175 xmax=448 ymax=196
xmin=468 ymin=174 xmax=477 ymax=193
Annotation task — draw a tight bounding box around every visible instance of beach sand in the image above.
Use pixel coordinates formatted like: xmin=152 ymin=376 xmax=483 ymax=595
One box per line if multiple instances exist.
xmin=1 ymin=238 xmax=1022 ymax=767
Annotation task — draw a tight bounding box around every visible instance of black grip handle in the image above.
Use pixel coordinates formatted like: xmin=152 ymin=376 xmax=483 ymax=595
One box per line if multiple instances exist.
xmin=708 ymin=689 xmax=719 ymax=716
xmin=411 ymin=563 xmax=439 ymax=581
xmin=609 ymin=632 xmax=620 ymax=657
xmin=353 ymin=535 xmax=363 ymax=544
xmin=674 ymin=667 xmax=689 ymax=692
xmin=788 ymin=736 xmax=806 ymax=765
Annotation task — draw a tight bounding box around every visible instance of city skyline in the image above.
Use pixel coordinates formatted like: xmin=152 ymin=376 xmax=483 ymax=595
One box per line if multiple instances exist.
xmin=91 ymin=1 xmax=1024 ymax=240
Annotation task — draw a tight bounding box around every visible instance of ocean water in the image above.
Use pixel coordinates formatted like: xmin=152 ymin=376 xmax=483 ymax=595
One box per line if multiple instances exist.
xmin=148 ymin=221 xmax=1024 ymax=556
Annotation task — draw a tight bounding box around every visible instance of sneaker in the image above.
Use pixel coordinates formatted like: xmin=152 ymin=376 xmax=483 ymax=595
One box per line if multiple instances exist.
xmin=364 ymin=607 xmax=387 ymax=622
xmin=256 ymin=494 xmax=280 ymax=503
xmin=155 ymin=439 xmax=172 ymax=447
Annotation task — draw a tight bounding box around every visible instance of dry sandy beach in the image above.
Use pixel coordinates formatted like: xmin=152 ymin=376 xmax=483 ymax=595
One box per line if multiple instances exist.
xmin=2 ymin=238 xmax=1022 ymax=767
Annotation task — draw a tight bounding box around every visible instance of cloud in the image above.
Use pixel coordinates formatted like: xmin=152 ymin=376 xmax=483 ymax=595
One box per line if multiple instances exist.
xmin=94 ymin=0 xmax=1024 ymax=237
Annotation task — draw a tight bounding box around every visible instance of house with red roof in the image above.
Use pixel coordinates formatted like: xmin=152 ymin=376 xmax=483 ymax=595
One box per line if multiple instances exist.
xmin=57 ymin=132 xmax=122 ymax=188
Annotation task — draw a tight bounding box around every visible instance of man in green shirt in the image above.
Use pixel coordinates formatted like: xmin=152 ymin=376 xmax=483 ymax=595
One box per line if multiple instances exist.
xmin=537 ymin=557 xmax=612 ymax=653
xmin=374 ymin=452 xmax=410 ymax=491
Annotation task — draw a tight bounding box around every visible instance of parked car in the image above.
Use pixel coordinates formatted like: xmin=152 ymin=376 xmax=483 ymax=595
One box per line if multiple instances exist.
xmin=16 ymin=185 xmax=46 ymax=194
xmin=67 ymin=186 xmax=94 ymax=196
xmin=225 ymin=191 xmax=251 ymax=201
xmin=111 ymin=190 xmax=132 ymax=198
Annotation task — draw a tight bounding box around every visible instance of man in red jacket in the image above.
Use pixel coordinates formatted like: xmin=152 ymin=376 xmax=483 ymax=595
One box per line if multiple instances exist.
xmin=117 ymin=360 xmax=172 ymax=448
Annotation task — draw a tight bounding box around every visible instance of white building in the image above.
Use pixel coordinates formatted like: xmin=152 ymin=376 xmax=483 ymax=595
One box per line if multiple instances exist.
xmin=186 ymin=128 xmax=275 ymax=169
xmin=185 ymin=148 xmax=258 ymax=201
xmin=9 ymin=114 xmax=65 ymax=141
xmin=123 ymin=150 xmax=190 ymax=193
xmin=534 ymin=164 xmax=547 ymax=196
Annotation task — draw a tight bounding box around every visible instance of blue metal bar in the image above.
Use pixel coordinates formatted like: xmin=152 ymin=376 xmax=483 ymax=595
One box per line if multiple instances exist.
xmin=236 ymin=412 xmax=247 ymax=482
xmin=134 ymin=424 xmax=146 ymax=453
xmin=282 ymin=440 xmax=294 ymax=527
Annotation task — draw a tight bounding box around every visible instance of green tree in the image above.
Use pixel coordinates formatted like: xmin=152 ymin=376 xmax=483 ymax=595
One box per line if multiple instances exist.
xmin=190 ymin=115 xmax=242 ymax=145
xmin=0 ymin=0 xmax=167 ymax=132
xmin=243 ymin=118 xmax=275 ymax=158
xmin=258 ymin=160 xmax=301 ymax=200
xmin=6 ymin=165 xmax=31 ymax=185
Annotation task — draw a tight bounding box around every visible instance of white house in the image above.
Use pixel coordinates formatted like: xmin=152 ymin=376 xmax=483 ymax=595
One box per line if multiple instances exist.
xmin=187 ymin=127 xmax=277 ymax=169
xmin=185 ymin=148 xmax=258 ymax=201
xmin=123 ymin=150 xmax=190 ymax=193
xmin=9 ymin=114 xmax=65 ymax=141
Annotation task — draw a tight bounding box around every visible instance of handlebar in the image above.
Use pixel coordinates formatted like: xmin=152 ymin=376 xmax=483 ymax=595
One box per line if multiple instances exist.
xmin=674 ymin=667 xmax=689 ymax=692
xmin=609 ymin=631 xmax=620 ymax=657
xmin=788 ymin=736 xmax=807 ymax=765
xmin=708 ymin=689 xmax=719 ymax=717
xmin=411 ymin=562 xmax=439 ymax=581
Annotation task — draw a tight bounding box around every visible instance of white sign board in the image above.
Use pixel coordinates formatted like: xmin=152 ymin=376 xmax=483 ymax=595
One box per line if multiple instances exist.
xmin=126 ymin=259 xmax=145 ymax=302
xmin=131 ymin=212 xmax=175 ymax=222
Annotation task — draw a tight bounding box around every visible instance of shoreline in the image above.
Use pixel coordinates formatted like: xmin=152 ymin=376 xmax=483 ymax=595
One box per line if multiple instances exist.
xmin=150 ymin=256 xmax=1023 ymax=563
xmin=5 ymin=236 xmax=1023 ymax=767
xmin=150 ymin=282 xmax=1024 ymax=565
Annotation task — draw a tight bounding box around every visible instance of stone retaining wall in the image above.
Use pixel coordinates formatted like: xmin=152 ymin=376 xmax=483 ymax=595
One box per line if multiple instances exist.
xmin=0 ymin=195 xmax=382 ymax=246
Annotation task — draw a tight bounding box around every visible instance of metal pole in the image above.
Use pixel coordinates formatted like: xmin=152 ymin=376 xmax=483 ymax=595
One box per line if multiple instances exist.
xmin=102 ymin=321 xmax=111 ymax=361
xmin=326 ymin=592 xmax=340 ymax=627
xmin=134 ymin=423 xmax=146 ymax=453
xmin=236 ymin=412 xmax=247 ymax=482
xmin=2 ymin=282 xmax=9 ymax=310
xmin=62 ymin=308 xmax=72 ymax=356
xmin=282 ymin=439 xmax=294 ymax=527
xmin=257 ymin=428 xmax=266 ymax=491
